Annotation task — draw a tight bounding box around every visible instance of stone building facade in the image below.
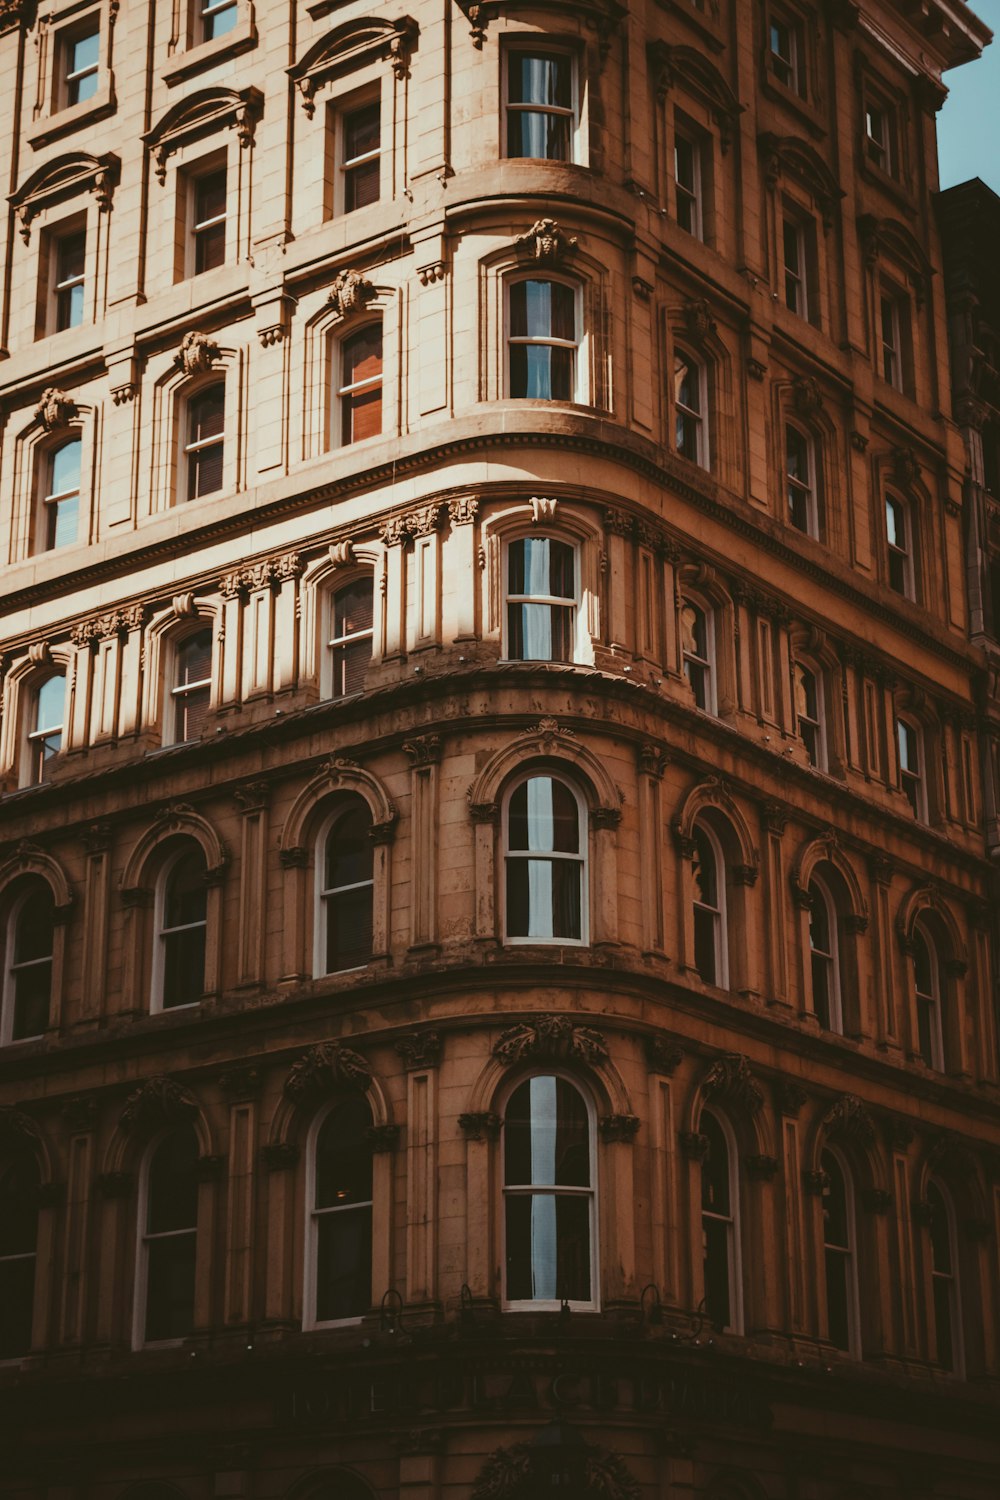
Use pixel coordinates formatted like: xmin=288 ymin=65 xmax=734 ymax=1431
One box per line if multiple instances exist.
xmin=0 ymin=0 xmax=997 ymax=1497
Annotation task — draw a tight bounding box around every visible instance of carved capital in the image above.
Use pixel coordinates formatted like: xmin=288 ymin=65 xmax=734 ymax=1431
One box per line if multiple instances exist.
xmin=683 ymin=298 xmax=716 ymax=341
xmin=394 ymin=1030 xmax=442 ymax=1069
xmin=60 ymin=1096 xmax=99 ymax=1132
xmin=120 ymin=1076 xmax=197 ymax=1136
xmin=403 ymin=734 xmax=442 ymax=767
xmin=459 ymin=1111 xmax=502 ymax=1142
xmin=260 ymin=1142 xmax=299 ymax=1172
xmin=861 ymin=1188 xmax=893 ymax=1215
xmin=745 ymin=1154 xmax=780 ymax=1180
xmin=644 ymin=1037 xmax=683 ymax=1075
xmin=96 ymin=1170 xmax=134 ymax=1199
xmin=218 ymin=1066 xmax=262 ymax=1100
xmin=367 ymin=1124 xmax=400 ymax=1153
xmin=775 ymin=1080 xmax=808 ymax=1116
xmin=448 ymin=494 xmax=479 ymax=526
xmin=802 ymin=1169 xmax=829 ymax=1196
xmin=637 ymin=743 xmax=669 ymax=779
xmin=822 ymin=1094 xmax=875 ymax=1147
xmin=679 ymin=1130 xmax=710 ymax=1160
xmin=703 ymin=1054 xmax=764 ymax=1114
xmin=599 ymin=1113 xmax=641 ymax=1143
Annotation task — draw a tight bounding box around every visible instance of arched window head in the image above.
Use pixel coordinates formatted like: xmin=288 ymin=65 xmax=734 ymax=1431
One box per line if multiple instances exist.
xmin=821 ymin=1149 xmax=859 ymax=1354
xmin=794 ymin=662 xmax=826 ymax=769
xmin=700 ymin=1110 xmax=740 ymax=1332
xmin=137 ymin=1129 xmax=199 ymax=1346
xmin=0 ymin=1158 xmax=39 ymax=1359
xmin=691 ymin=822 xmax=727 ymax=987
xmin=338 ymin=324 xmax=383 ymax=445
xmin=912 ymin=923 xmax=944 ymax=1070
xmin=505 ymin=47 xmax=577 ymax=161
xmin=808 ymin=876 xmax=842 ymax=1032
xmin=681 ymin=599 xmax=716 ymax=713
xmin=504 ymin=774 xmax=586 ymax=944
xmin=184 ymin=382 xmax=225 ymax=500
xmin=503 ymin=1074 xmax=596 ymax=1309
xmin=505 ymin=536 xmax=577 ymax=662
xmin=170 ymin=628 xmax=213 ymax=745
xmin=38 ymin=438 xmax=81 ymax=552
xmin=507 ymin=278 xmax=579 ymax=401
xmin=327 ymin=576 xmax=374 ymax=698
xmin=926 ymin=1180 xmax=961 ymax=1373
xmin=316 ymin=800 xmax=374 ymax=975
xmin=897 ymin=716 xmax=927 ymax=822
xmin=153 ymin=845 xmax=208 ymax=1013
xmin=786 ymin=425 xmax=818 ymax=536
xmin=25 ymin=672 xmax=66 ymax=786
xmin=885 ymin=493 xmax=915 ymax=598
xmin=307 ymin=1095 xmax=374 ymax=1326
xmin=674 ymin=349 xmax=707 ymax=468
xmin=2 ymin=884 xmax=55 ymax=1044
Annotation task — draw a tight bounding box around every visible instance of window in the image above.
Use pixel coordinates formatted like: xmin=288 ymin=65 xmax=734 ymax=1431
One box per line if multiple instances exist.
xmin=885 ymin=494 xmax=914 ymax=597
xmin=60 ymin=26 xmax=100 ymax=108
xmin=39 ymin=439 xmax=81 ymax=551
xmin=864 ymin=99 xmax=896 ymax=176
xmin=691 ymin=823 xmax=726 ymax=987
xmin=794 ymin=663 xmax=826 ymax=768
xmin=307 ymin=1096 xmax=373 ymax=1324
xmin=674 ymin=124 xmax=703 ymax=239
xmin=191 ymin=167 xmax=227 ymax=275
xmin=504 ymin=775 xmax=586 ymax=944
xmin=808 ymin=877 xmax=841 ymax=1032
xmin=786 ymin=426 xmax=816 ymax=536
xmin=0 ymin=1160 xmax=38 ymax=1359
xmin=879 ymin=292 xmax=904 ymax=391
xmin=505 ymin=537 xmax=576 ymax=662
xmin=821 ymin=1150 xmax=858 ymax=1354
xmin=317 ymin=801 xmax=374 ymax=974
xmin=338 ymin=325 xmax=383 ymax=445
xmin=673 ymin=350 xmax=707 ymax=467
xmin=681 ymin=599 xmax=715 ymax=712
xmin=199 ymin=0 xmax=238 ymax=42
xmin=768 ymin=13 xmax=802 ymax=94
xmin=341 ymin=101 xmax=381 ymax=212
xmin=26 ymin=673 xmax=65 ymax=785
xmin=508 ymin=279 xmax=578 ymax=401
xmin=897 ymin=717 xmax=926 ymax=821
xmin=53 ymin=228 xmax=86 ymax=331
xmin=927 ymin=1180 xmax=960 ymax=1372
xmin=912 ymin=925 xmax=944 ymax=1070
xmin=154 ymin=847 xmax=207 ymax=1012
xmin=2 ymin=886 xmax=54 ymax=1044
xmin=171 ymin=629 xmax=212 ymax=744
xmin=503 ymin=1075 xmax=595 ymax=1308
xmin=506 ymin=50 xmax=575 ymax=161
xmin=782 ymin=216 xmax=809 ymax=318
xmin=328 ymin=577 xmax=374 ymax=697
xmin=184 ymin=384 xmax=225 ymax=499
xmin=137 ymin=1130 xmax=198 ymax=1346
xmin=701 ymin=1110 xmax=739 ymax=1331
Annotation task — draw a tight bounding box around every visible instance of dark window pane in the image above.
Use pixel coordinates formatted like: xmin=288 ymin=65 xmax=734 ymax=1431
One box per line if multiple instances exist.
xmin=0 ymin=1256 xmax=36 ymax=1358
xmin=344 ymin=103 xmax=380 ymax=161
xmin=507 ymin=111 xmax=571 ymax=160
xmin=316 ymin=1205 xmax=372 ymax=1320
xmin=505 ymin=1192 xmax=590 ymax=1302
xmin=195 ymin=221 xmax=226 ymax=275
xmin=325 ymin=804 xmax=374 ymax=889
xmin=508 ymin=777 xmax=579 ymax=853
xmin=933 ymin=1277 xmax=954 ymax=1368
xmin=693 ymin=906 xmax=717 ymax=985
xmin=324 ymin=885 xmax=374 ymax=973
xmin=505 ymin=1076 xmax=590 ymax=1187
xmin=147 ymin=1132 xmax=199 ymax=1234
xmin=332 ymin=637 xmax=371 ymax=697
xmin=144 ymin=1232 xmax=196 ymax=1342
xmin=13 ymin=889 xmax=55 ymax=965
xmin=506 ymin=602 xmax=573 ymax=661
xmin=0 ymin=1163 xmax=39 ymax=1255
xmin=13 ymin=964 xmax=52 ymax=1039
xmin=203 ymin=0 xmax=238 ymax=40
xmin=702 ymin=1216 xmax=731 ymax=1329
xmin=341 ymin=385 xmax=382 ymax=444
xmin=334 ymin=579 xmax=374 ymax=638
xmin=505 ymin=858 xmax=582 ymax=941
xmin=700 ymin=1114 xmax=730 ymax=1215
xmin=509 ymin=53 xmax=571 ymax=108
xmin=825 ymin=1248 xmax=850 ymax=1350
xmin=509 ymin=344 xmax=574 ymax=401
xmin=162 ymin=926 xmax=206 ymax=1009
xmin=195 ymin=170 xmax=227 ymax=226
xmin=315 ymin=1097 xmax=374 ymax=1208
xmin=164 ymin=849 xmax=207 ymax=928
xmin=189 ymin=390 xmax=225 ymax=445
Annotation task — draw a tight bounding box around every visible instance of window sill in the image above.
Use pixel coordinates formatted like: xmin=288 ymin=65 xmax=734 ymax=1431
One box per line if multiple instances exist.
xmin=28 ymin=83 xmax=116 ymax=149
xmin=859 ymin=156 xmax=916 ymax=215
xmin=759 ymin=68 xmax=825 ymax=139
xmin=161 ymin=20 xmax=258 ymax=86
xmin=658 ymin=0 xmax=725 ymax=52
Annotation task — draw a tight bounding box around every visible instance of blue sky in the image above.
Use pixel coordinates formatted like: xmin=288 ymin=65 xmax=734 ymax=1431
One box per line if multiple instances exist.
xmin=937 ymin=0 xmax=1000 ymax=191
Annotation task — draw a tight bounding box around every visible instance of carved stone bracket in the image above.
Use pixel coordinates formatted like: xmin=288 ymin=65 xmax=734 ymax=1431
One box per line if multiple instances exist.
xmin=71 ymin=604 xmax=144 ymax=647
xmin=394 ymin=1030 xmax=442 ymax=1069
xmin=283 ymin=1041 xmax=371 ymax=1102
xmin=679 ymin=1130 xmax=710 ymax=1159
xmin=448 ymin=495 xmax=479 ymax=526
xmin=802 ymin=1169 xmax=829 ymax=1195
xmin=218 ymin=1066 xmax=262 ymax=1100
xmin=327 ymin=267 xmax=378 ymax=319
xmin=861 ymin=1188 xmax=893 ymax=1215
xmin=403 ymin=734 xmax=442 ymax=766
xmin=745 ymin=1154 xmax=780 ymax=1180
xmin=34 ymin=388 xmax=76 ymax=432
xmin=120 ymin=1076 xmax=197 ymax=1136
xmin=175 ymin=330 xmax=222 ymax=376
xmin=644 ymin=1036 xmax=683 ymax=1075
xmin=494 ymin=1016 xmax=608 ymax=1067
xmin=637 ymin=743 xmax=669 ymax=779
xmin=60 ymin=1096 xmax=99 ymax=1132
xmin=600 ymin=1114 xmax=640 ymax=1143
xmin=515 ymin=217 xmax=577 ymax=263
xmin=822 ymin=1094 xmax=875 ymax=1147
xmin=0 ymin=1105 xmax=39 ymax=1156
xmin=367 ymin=1124 xmax=400 ymax=1153
xmin=260 ymin=1142 xmax=299 ymax=1172
xmin=774 ymin=1080 xmax=808 ymax=1116
xmin=702 ymin=1053 xmax=764 ymax=1114
xmin=683 ymin=298 xmax=716 ymax=341
xmin=472 ymin=1437 xmax=640 ymax=1500
xmin=379 ymin=503 xmax=443 ymax=546
xmin=221 ymin=552 xmax=302 ymax=599
xmin=459 ymin=1111 xmax=502 ymax=1142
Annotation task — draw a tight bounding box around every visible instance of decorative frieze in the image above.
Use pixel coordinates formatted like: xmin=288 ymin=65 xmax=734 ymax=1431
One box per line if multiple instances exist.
xmin=284 ymin=1041 xmax=371 ymax=1101
xmin=494 ymin=1016 xmax=608 ymax=1067
xmin=221 ymin=553 xmax=302 ymax=598
xmin=120 ymin=1076 xmax=198 ymax=1135
xmin=822 ymin=1094 xmax=875 ymax=1147
xmin=774 ymin=1080 xmax=808 ymax=1116
xmin=379 ymin=505 xmax=444 ymax=546
xmin=448 ymin=495 xmax=479 ymax=526
xmin=71 ymin=604 xmax=144 ymax=647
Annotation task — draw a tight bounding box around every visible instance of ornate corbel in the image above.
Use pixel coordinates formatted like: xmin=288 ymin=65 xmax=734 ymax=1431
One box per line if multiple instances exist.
xmin=515 ymin=218 xmax=577 ymax=264
xmin=327 ymin=268 xmax=376 ymax=320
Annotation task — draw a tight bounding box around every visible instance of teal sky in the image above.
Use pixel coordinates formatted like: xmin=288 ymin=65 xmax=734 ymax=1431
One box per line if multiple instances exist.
xmin=937 ymin=0 xmax=999 ymax=192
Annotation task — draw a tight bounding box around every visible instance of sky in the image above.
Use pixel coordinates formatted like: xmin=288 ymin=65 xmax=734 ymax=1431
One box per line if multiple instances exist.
xmin=937 ymin=0 xmax=1000 ymax=192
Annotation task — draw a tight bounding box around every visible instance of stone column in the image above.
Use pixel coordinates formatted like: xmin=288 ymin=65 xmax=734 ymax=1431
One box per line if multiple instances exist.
xmin=79 ymin=822 xmax=112 ymax=1026
xmin=444 ymin=495 xmax=479 ymax=644
xmin=459 ymin=1109 xmax=500 ymax=1305
xmin=762 ymin=803 xmax=791 ymax=1010
xmin=219 ymin=1069 xmax=259 ymax=1327
xmin=776 ymin=1083 xmax=808 ymax=1336
xmin=59 ymin=1100 xmax=97 ymax=1344
xmin=403 ymin=735 xmax=441 ymax=950
xmin=396 ymin=1030 xmax=442 ymax=1315
xmin=261 ymin=1143 xmax=299 ymax=1328
xmin=646 ymin=1041 xmax=683 ymax=1307
xmin=636 ymin=744 xmax=668 ymax=956
xmin=234 ymin=782 xmax=269 ymax=988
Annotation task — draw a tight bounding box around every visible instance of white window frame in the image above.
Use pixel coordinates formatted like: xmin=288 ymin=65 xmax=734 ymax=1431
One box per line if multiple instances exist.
xmin=180 ymin=381 xmax=226 ymax=503
xmin=335 ymin=321 xmax=383 ymax=448
xmin=51 ymin=223 xmax=86 ymax=333
xmin=864 ymin=98 xmax=896 ymax=176
xmin=23 ymin=672 xmax=66 ymax=787
xmin=786 ymin=424 xmax=817 ymax=537
xmin=503 ymin=44 xmax=579 ymax=164
xmin=897 ymin=715 xmax=927 ymax=822
xmin=324 ymin=573 xmax=375 ymax=699
xmin=500 ymin=1070 xmax=599 ymax=1313
xmin=673 ymin=348 xmax=708 ymax=469
xmin=781 ymin=214 xmax=809 ymax=320
xmin=768 ymin=11 xmax=802 ymax=94
xmin=1 ymin=887 xmax=54 ymax=1046
xmin=681 ymin=596 xmax=717 ymax=714
xmin=691 ymin=820 xmax=728 ymax=989
xmin=501 ymin=533 xmax=581 ymax=664
xmin=167 ymin=627 xmax=214 ymax=745
xmin=38 ymin=437 xmax=82 ymax=554
xmin=502 ymin=772 xmax=589 ymax=948
xmin=927 ymin=1179 xmax=963 ymax=1376
xmin=337 ymin=90 xmax=383 ymax=216
xmin=673 ymin=120 xmax=704 ymax=240
xmin=303 ymin=1096 xmax=375 ymax=1330
xmin=505 ymin=274 xmax=583 ymax=404
xmin=885 ymin=492 xmax=914 ymax=597
xmin=313 ymin=801 xmax=375 ymax=978
xmin=700 ymin=1108 xmax=743 ymax=1334
xmin=879 ymin=291 xmax=904 ymax=392
xmin=821 ymin=1147 xmax=861 ymax=1357
xmin=132 ymin=1129 xmax=199 ymax=1351
xmin=150 ymin=845 xmax=207 ymax=1015
xmin=794 ymin=660 xmax=827 ymax=769
xmin=912 ymin=923 xmax=945 ymax=1071
xmin=58 ymin=20 xmax=101 ymax=110
xmin=199 ymin=0 xmax=239 ymax=44
xmin=808 ymin=875 xmax=842 ymax=1033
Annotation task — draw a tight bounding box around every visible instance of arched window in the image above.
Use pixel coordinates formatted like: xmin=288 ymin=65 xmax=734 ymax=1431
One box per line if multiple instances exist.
xmin=327 ymin=576 xmax=374 ymax=698
xmin=0 ymin=1158 xmax=39 ymax=1359
xmin=885 ymin=493 xmax=914 ymax=598
xmin=897 ymin=715 xmax=926 ymax=821
xmin=338 ymin=324 xmax=383 ymax=444
xmin=674 ymin=349 xmax=707 ymax=467
xmin=137 ymin=1129 xmax=199 ymax=1346
xmin=317 ymin=800 xmax=374 ymax=974
xmin=691 ymin=823 xmax=727 ymax=987
xmin=170 ymin=629 xmax=213 ymax=744
xmin=26 ymin=672 xmax=66 ymax=786
xmin=912 ymin=923 xmax=944 ymax=1069
xmin=306 ymin=1095 xmax=374 ymax=1325
xmin=700 ymin=1110 xmax=739 ymax=1332
xmin=821 ymin=1149 xmax=859 ymax=1354
xmin=184 ymin=383 xmax=225 ymax=499
xmin=808 ymin=876 xmax=842 ymax=1032
xmin=786 ymin=425 xmax=817 ymax=536
xmin=504 ymin=536 xmax=576 ymax=662
xmin=927 ymin=1180 xmax=961 ymax=1373
xmin=153 ymin=846 xmax=207 ymax=1012
xmin=794 ymin=662 xmax=826 ymax=769
xmin=681 ymin=598 xmax=715 ymax=712
xmin=507 ymin=278 xmax=579 ymax=401
xmin=503 ymin=1074 xmax=596 ymax=1309
xmin=2 ymin=884 xmax=55 ymax=1044
xmin=38 ymin=437 xmax=81 ymax=552
xmin=504 ymin=774 xmax=586 ymax=944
